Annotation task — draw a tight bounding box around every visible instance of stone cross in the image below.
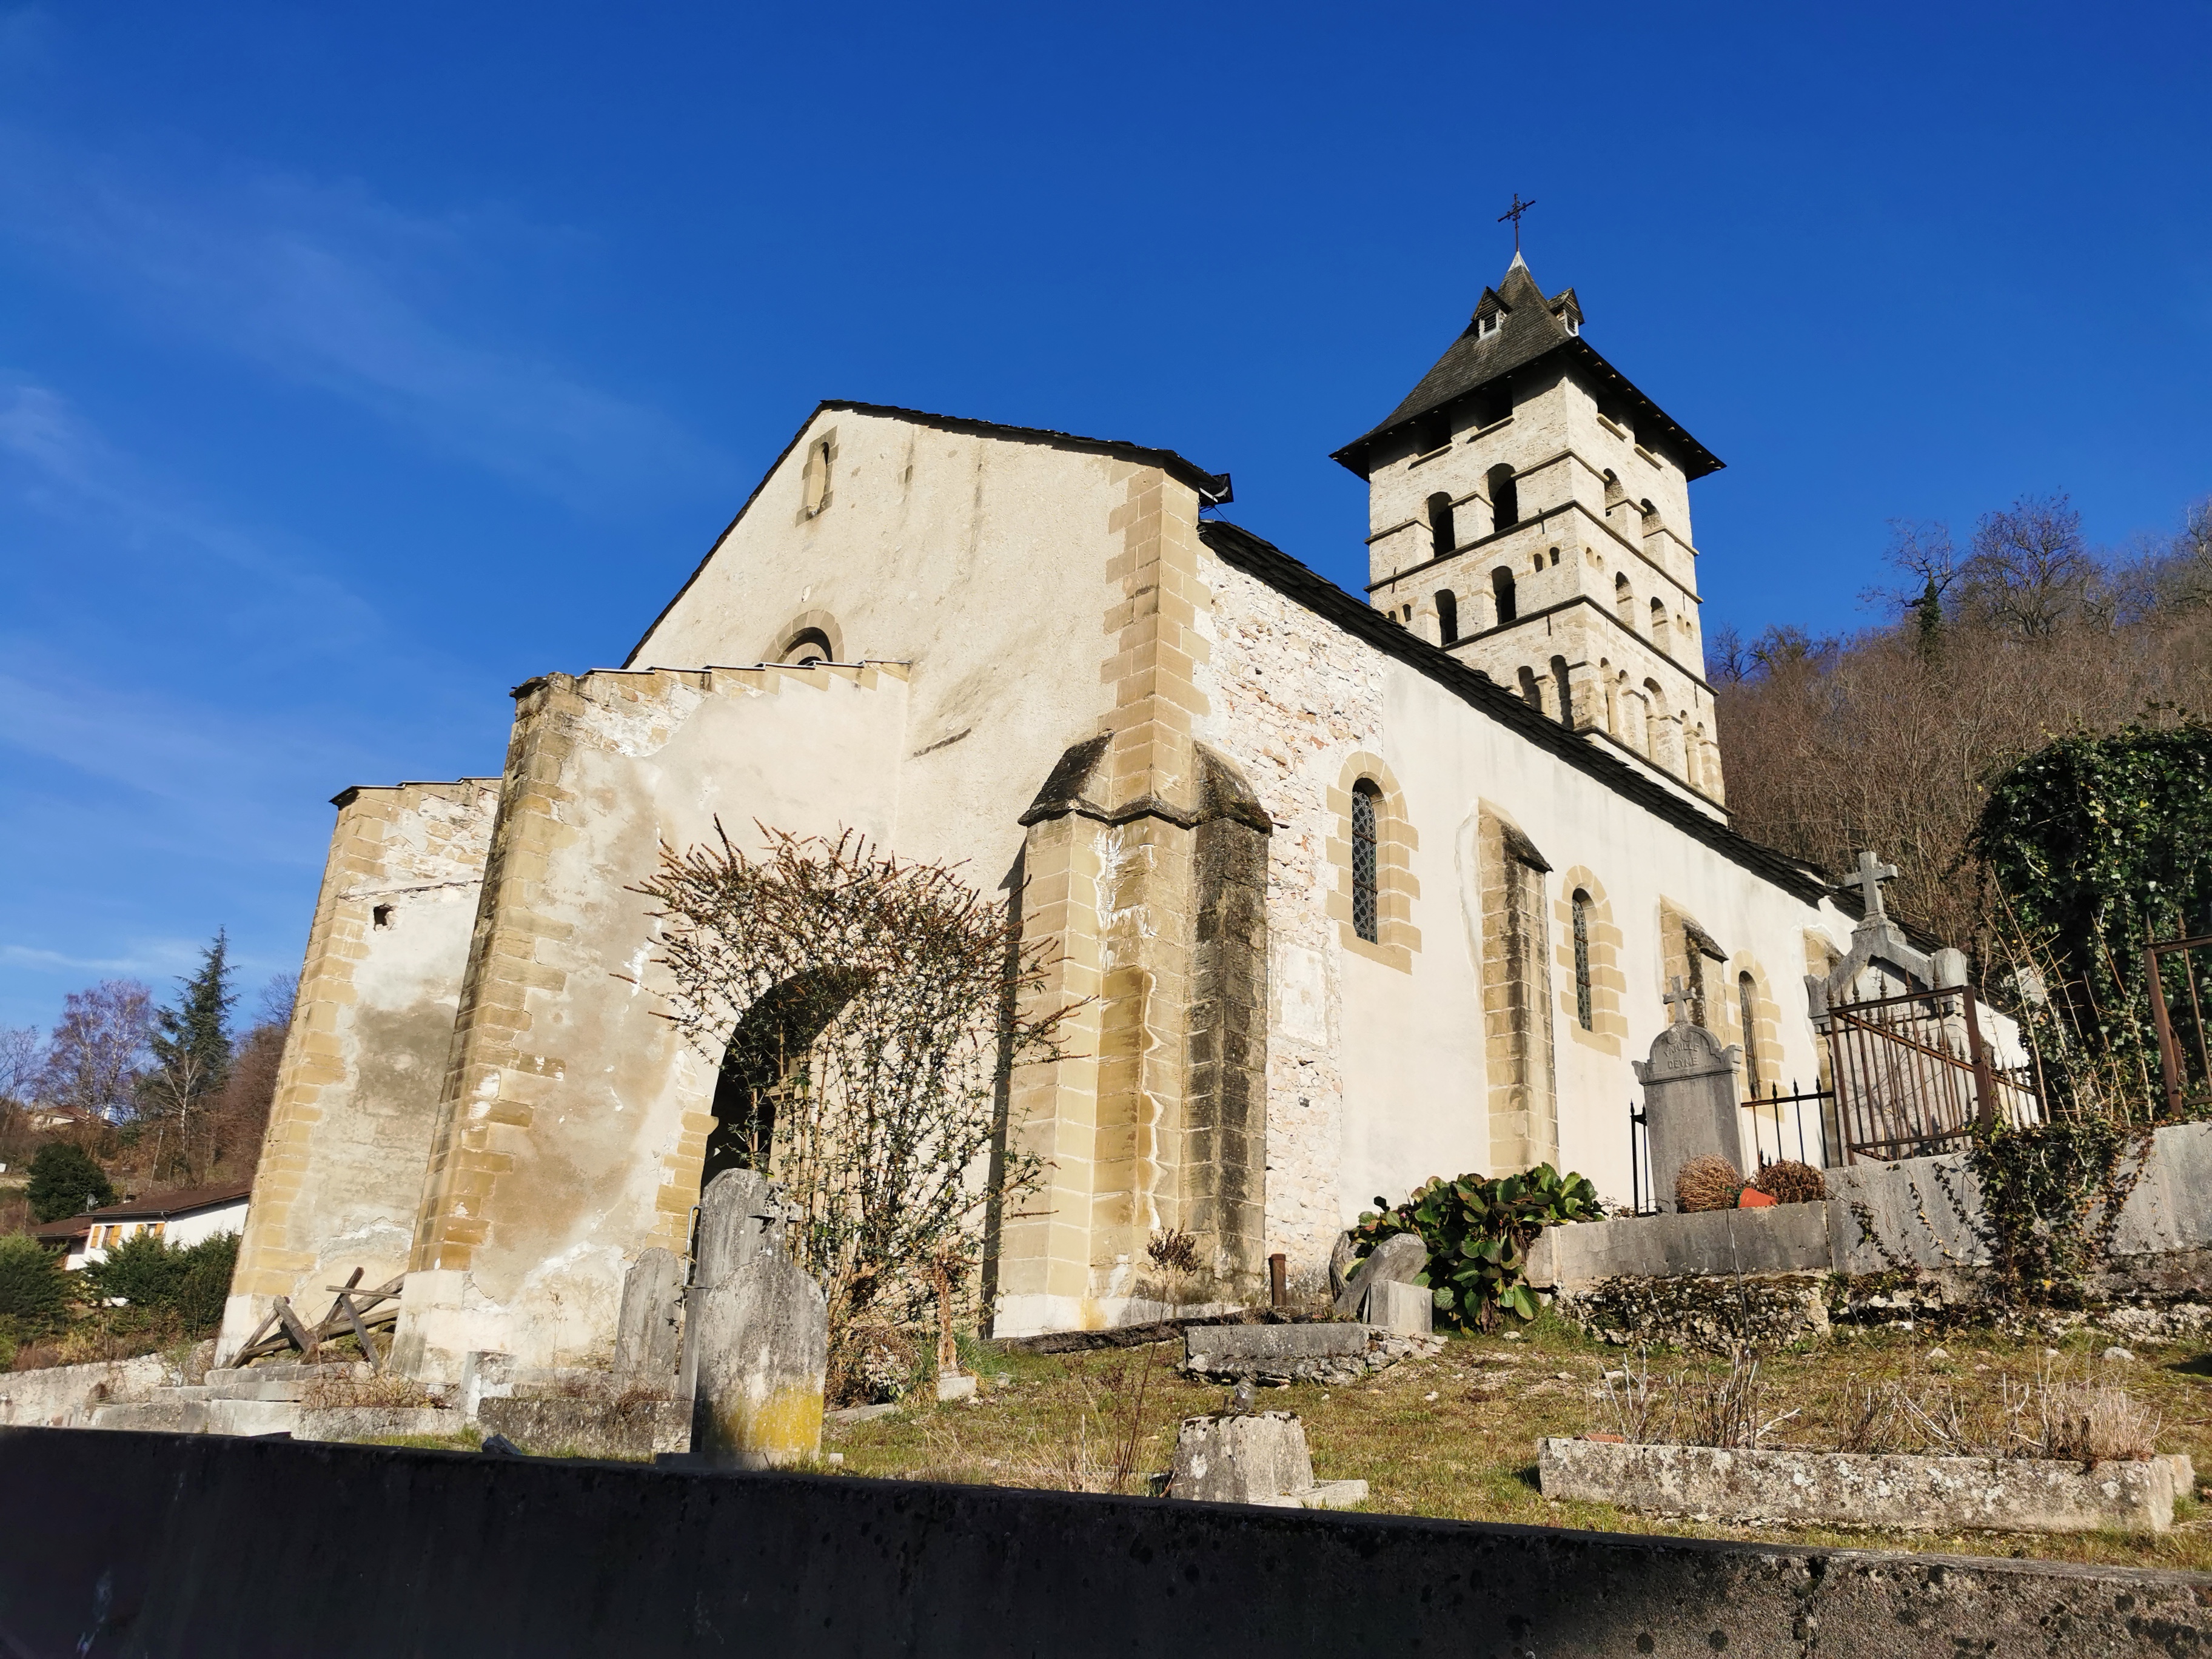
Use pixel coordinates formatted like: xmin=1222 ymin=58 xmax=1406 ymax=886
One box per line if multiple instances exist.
xmin=1855 ymin=850 xmax=1899 ymax=921
xmin=1663 ymin=976 xmax=1693 ymax=1027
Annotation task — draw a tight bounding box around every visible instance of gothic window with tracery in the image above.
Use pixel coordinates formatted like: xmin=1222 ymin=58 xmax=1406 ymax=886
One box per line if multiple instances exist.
xmin=1572 ymin=889 xmax=1594 ymax=1031
xmin=1351 ymin=781 xmax=1381 ymax=943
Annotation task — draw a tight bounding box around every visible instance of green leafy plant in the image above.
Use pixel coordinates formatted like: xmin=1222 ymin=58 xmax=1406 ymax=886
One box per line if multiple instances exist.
xmin=25 ymin=1142 xmax=116 ymax=1224
xmin=80 ymin=1230 xmax=237 ymax=1335
xmin=0 ymin=1234 xmax=72 ymax=1336
xmin=1349 ymin=1165 xmax=1597 ymax=1330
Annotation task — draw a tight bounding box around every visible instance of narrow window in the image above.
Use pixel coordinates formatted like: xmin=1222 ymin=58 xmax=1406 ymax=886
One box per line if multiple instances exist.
xmin=1572 ymin=890 xmax=1594 ymax=1031
xmin=1491 ymin=566 xmax=1518 ymax=625
xmin=1427 ymin=492 xmax=1455 ymax=559
xmin=1603 ymin=471 xmax=1624 ymax=511
xmin=1351 ymin=782 xmax=1381 ymax=945
xmin=1435 ymin=589 xmax=1459 ymax=645
xmin=1738 ymin=973 xmax=1762 ymax=1093
xmin=1640 ymin=500 xmax=1661 ymax=540
xmin=802 ymin=437 xmax=833 ymax=517
xmin=1614 ymin=573 xmax=1634 ymax=626
xmin=1550 ymin=655 xmax=1572 ymax=727
xmin=1517 ymin=665 xmax=1543 ymax=710
xmin=1651 ymin=598 xmax=1670 ymax=654
xmin=1486 ymin=464 xmax=1519 ymax=531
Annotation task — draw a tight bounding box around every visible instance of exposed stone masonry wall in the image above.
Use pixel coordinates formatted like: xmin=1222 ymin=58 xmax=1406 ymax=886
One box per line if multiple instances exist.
xmin=1195 ymin=553 xmax=1389 ymax=1287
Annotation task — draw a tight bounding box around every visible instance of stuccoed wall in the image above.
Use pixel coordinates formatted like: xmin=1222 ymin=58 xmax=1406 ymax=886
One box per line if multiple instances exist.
xmin=4 ymin=1426 xmax=2208 ymax=1658
xmin=393 ymin=665 xmax=911 ymax=1379
xmin=220 ymin=780 xmax=501 ymax=1362
xmin=1197 ymin=547 xmax=1848 ymax=1292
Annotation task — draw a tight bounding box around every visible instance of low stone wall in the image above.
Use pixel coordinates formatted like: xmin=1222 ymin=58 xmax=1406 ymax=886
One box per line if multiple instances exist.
xmin=0 ymin=1353 xmax=181 ymax=1427
xmin=1540 ymin=1437 xmax=2180 ymax=1533
xmin=5 ymin=1426 xmax=2211 ymax=1657
xmin=1529 ymin=1123 xmax=2212 ymax=1293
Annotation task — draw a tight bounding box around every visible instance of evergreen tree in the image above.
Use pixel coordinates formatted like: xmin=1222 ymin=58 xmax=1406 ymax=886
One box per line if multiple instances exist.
xmin=146 ymin=930 xmax=236 ymax=1123
xmin=26 ymin=1142 xmax=116 ymax=1222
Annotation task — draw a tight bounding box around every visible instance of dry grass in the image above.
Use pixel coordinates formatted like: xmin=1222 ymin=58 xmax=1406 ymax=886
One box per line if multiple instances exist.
xmin=825 ymin=1315 xmax=2212 ymax=1571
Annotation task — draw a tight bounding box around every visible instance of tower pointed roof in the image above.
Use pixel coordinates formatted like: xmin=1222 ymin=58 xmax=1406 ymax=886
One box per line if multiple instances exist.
xmin=1330 ymin=258 xmax=1722 ymax=481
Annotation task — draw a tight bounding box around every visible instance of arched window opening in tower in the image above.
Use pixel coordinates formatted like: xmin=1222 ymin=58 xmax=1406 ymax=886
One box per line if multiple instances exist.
xmin=1738 ymin=972 xmax=1762 ymax=1094
xmin=1603 ymin=471 xmax=1624 ymax=511
xmin=1650 ymin=599 xmax=1670 ymax=654
xmin=1351 ymin=781 xmax=1381 ymax=945
xmin=1491 ymin=566 xmax=1518 ymax=625
xmin=1641 ymin=500 xmax=1661 ymax=540
xmin=1615 ymin=572 xmax=1634 ymax=627
xmin=1427 ymin=492 xmax=1455 ymax=560
xmin=1435 ymin=589 xmax=1459 ymax=645
xmin=1551 ymin=655 xmax=1572 ymax=728
xmin=1487 ymin=464 xmax=1520 ymax=531
xmin=1517 ymin=665 xmax=1543 ymax=711
xmin=1572 ymin=891 xmax=1594 ymax=1031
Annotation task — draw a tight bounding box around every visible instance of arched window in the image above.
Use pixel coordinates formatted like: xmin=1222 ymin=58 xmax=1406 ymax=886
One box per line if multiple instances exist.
xmin=1486 ymin=464 xmax=1520 ymax=531
xmin=1491 ymin=566 xmax=1518 ymax=625
xmin=1640 ymin=500 xmax=1661 ymax=540
xmin=1614 ymin=572 xmax=1634 ymax=626
xmin=1572 ymin=890 xmax=1594 ymax=1031
xmin=1599 ymin=659 xmax=1617 ymax=733
xmin=1350 ymin=781 xmax=1381 ymax=944
xmin=1550 ymin=655 xmax=1572 ymax=727
xmin=801 ymin=436 xmax=834 ymax=517
xmin=1517 ymin=665 xmax=1543 ymax=711
xmin=1650 ymin=599 xmax=1670 ymax=654
xmin=1738 ymin=972 xmax=1762 ymax=1094
xmin=782 ymin=628 xmax=833 ymax=665
xmin=1435 ymin=589 xmax=1459 ymax=645
xmin=1603 ymin=471 xmax=1624 ymax=511
xmin=1426 ymin=492 xmax=1455 ymax=560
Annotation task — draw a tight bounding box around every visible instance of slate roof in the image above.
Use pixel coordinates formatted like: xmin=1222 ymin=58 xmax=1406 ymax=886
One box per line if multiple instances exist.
xmin=1331 ymin=256 xmax=1724 ymax=482
xmin=1196 ymin=517 xmax=1834 ymax=905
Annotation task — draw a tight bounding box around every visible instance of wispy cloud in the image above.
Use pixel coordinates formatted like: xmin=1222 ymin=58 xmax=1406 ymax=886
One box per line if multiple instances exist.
xmin=0 ymin=128 xmax=712 ymax=503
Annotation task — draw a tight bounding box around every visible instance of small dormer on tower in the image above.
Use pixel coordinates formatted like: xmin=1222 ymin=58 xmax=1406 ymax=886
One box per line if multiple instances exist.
xmin=1333 ymin=256 xmax=1731 ymax=814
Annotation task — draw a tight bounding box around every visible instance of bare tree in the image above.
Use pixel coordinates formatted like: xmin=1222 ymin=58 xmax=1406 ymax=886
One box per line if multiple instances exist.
xmin=39 ymin=980 xmax=154 ymax=1121
xmin=1959 ymin=494 xmax=2099 ymax=640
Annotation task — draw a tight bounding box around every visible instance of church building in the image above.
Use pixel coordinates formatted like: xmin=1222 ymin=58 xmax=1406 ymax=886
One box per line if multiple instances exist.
xmin=220 ymin=255 xmax=1868 ymax=1376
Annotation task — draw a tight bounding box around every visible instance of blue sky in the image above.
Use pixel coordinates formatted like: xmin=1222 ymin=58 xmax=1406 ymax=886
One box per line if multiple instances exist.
xmin=3 ymin=2 xmax=2209 ymax=1033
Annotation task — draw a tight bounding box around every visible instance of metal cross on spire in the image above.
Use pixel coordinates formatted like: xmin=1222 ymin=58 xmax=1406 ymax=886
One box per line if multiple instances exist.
xmin=1497 ymin=192 xmax=1537 ymax=252
xmin=1854 ymin=850 xmax=1899 ymax=921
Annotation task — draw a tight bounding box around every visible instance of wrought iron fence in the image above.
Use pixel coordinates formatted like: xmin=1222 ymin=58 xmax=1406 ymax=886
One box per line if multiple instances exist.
xmin=1825 ymin=984 xmax=2039 ymax=1162
xmin=1740 ymin=1083 xmax=1834 ymax=1170
xmin=2148 ymin=931 xmax=2212 ymax=1118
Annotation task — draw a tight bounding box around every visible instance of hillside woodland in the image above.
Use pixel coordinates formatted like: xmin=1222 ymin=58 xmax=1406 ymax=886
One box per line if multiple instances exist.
xmin=1713 ymin=493 xmax=2212 ymax=953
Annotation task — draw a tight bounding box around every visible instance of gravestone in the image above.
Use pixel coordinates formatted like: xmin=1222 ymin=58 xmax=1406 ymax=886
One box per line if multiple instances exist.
xmin=1361 ymin=1278 xmax=1433 ymax=1336
xmin=1634 ymin=979 xmax=1744 ymax=1212
xmin=1332 ymin=1232 xmax=1426 ymax=1318
xmin=612 ymin=1248 xmax=683 ymax=1384
xmin=1170 ymin=1412 xmax=1314 ymax=1503
xmin=679 ymin=1170 xmax=828 ymax=1469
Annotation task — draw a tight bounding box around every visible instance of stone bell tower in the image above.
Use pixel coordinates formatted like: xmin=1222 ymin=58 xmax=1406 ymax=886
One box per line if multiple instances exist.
xmin=1332 ymin=254 xmax=1729 ymax=813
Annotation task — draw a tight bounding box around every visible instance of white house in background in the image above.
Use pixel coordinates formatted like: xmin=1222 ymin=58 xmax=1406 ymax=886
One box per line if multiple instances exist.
xmin=34 ymin=1180 xmax=252 ymax=1272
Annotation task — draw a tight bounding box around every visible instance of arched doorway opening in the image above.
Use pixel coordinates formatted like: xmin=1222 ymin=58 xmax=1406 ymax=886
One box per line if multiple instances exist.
xmin=702 ymin=967 xmax=870 ymax=1190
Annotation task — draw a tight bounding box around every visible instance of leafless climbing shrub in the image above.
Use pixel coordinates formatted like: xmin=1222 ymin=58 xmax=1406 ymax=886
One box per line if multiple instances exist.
xmin=634 ymin=826 xmax=1079 ymax=1349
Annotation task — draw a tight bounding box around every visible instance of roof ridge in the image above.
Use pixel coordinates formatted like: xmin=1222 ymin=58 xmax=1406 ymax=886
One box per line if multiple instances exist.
xmin=1194 ymin=517 xmax=1829 ymax=904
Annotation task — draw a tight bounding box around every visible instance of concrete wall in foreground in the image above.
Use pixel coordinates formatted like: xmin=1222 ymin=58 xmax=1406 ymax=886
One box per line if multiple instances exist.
xmin=3 ymin=1426 xmax=2207 ymax=1658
